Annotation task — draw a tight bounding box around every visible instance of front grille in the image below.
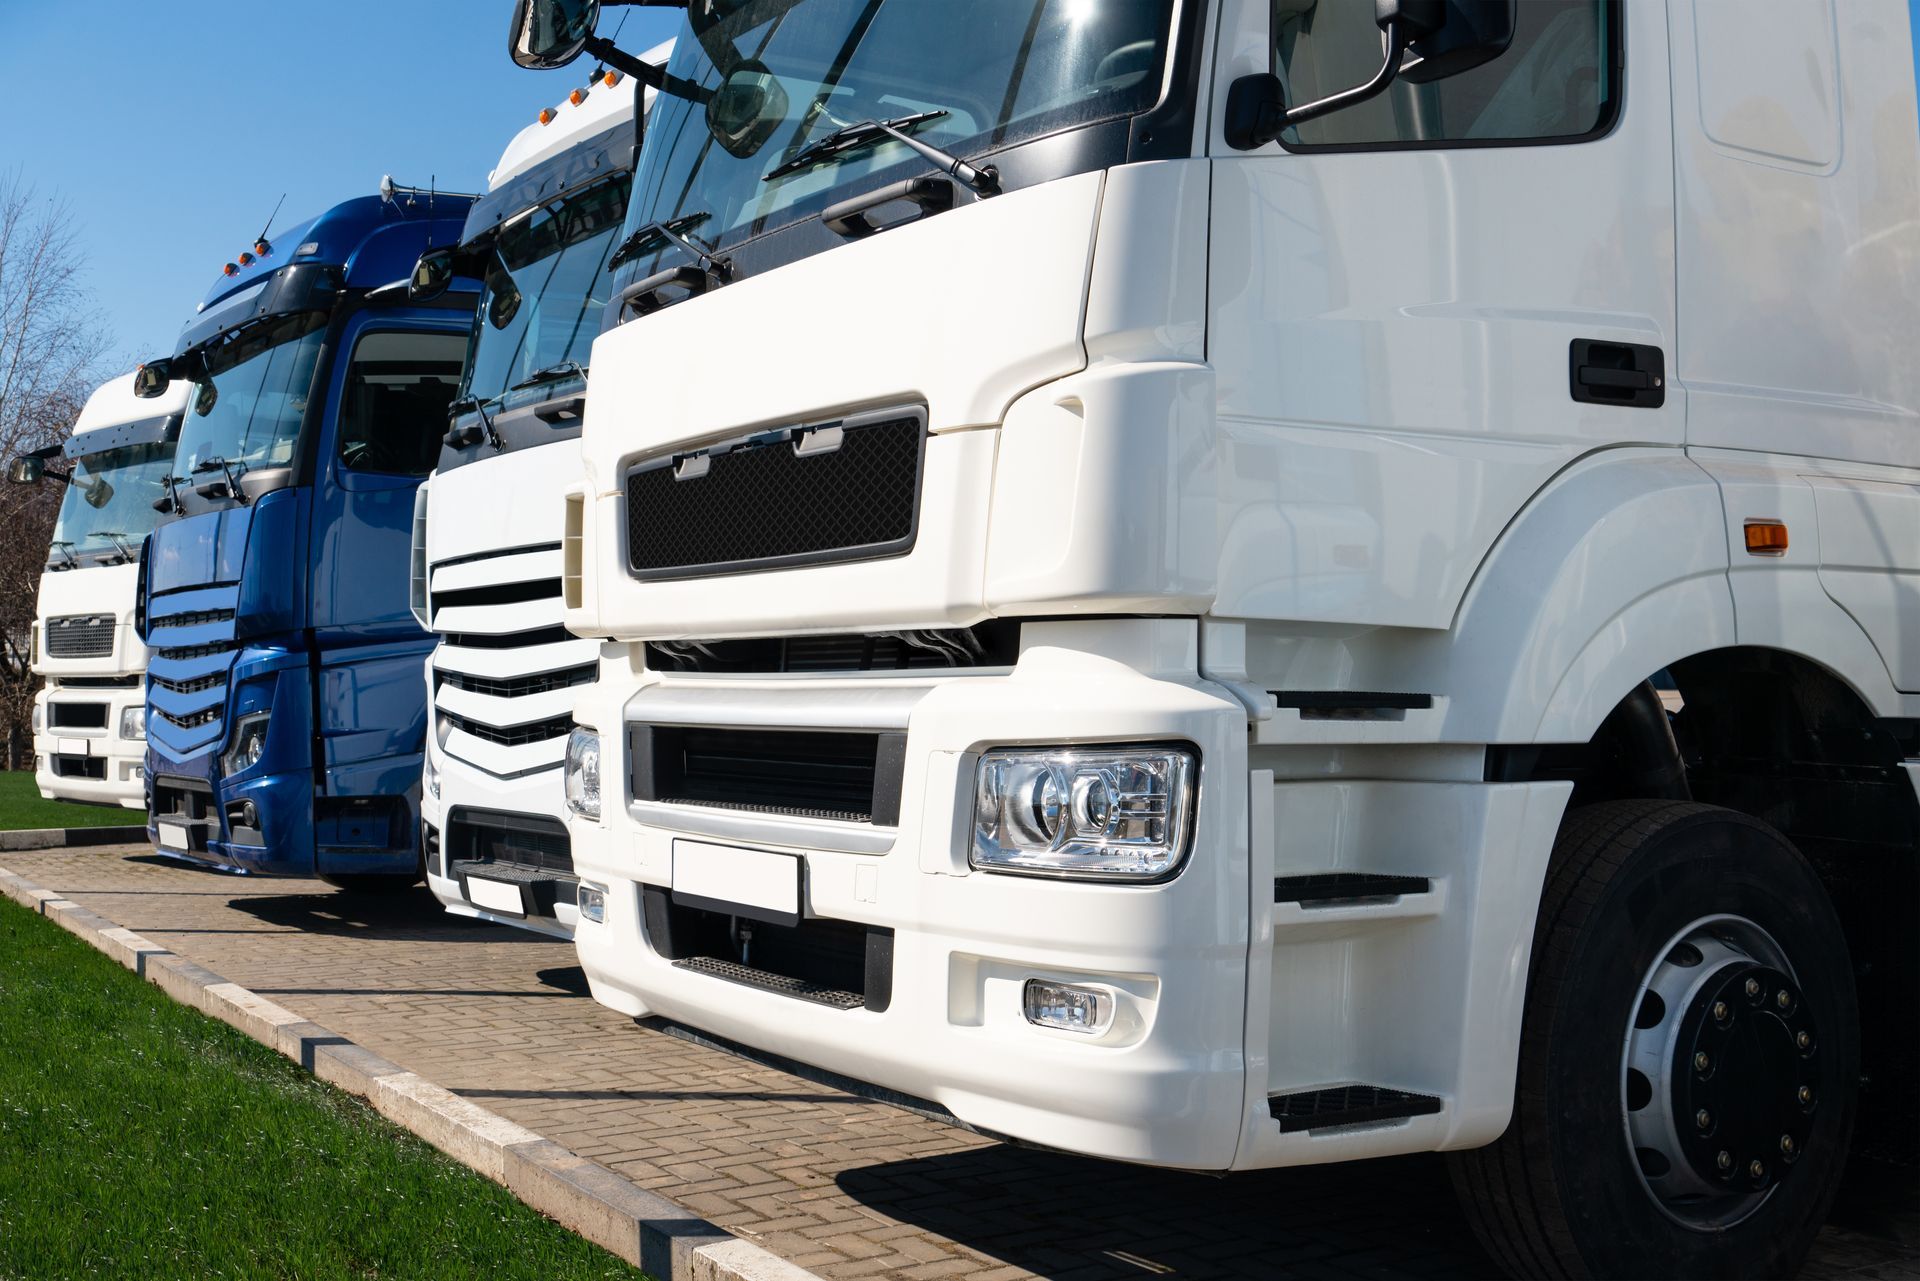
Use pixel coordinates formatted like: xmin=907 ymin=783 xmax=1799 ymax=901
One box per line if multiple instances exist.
xmin=161 ymin=707 xmax=221 ymax=730
xmin=643 ymin=887 xmax=893 ymax=1013
xmin=150 ymin=671 xmax=226 ymax=696
xmin=436 ymin=664 xmax=595 ymax=699
xmin=625 ymin=409 xmax=924 ymax=580
xmin=155 ymin=640 xmax=235 ymax=662
xmin=53 ymin=675 xmax=141 ymax=689
xmin=45 ymin=614 xmax=114 ymax=658
xmin=648 ymin=622 xmax=1019 ymax=675
xmin=430 ymin=579 xmax=562 ymax=615
xmin=51 ymin=755 xmax=106 ymax=780
xmin=447 ymin=809 xmax=573 ymax=876
xmin=630 ymin=725 xmax=906 ymax=825
xmin=441 ymin=709 xmax=575 ymax=748
xmin=48 ymin=702 xmax=108 ymax=730
xmin=442 ymin=625 xmax=574 ymax=651
xmin=152 ymin=608 xmax=235 ymax=628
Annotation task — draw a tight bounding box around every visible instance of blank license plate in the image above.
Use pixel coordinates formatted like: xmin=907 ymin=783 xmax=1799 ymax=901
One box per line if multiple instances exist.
xmin=671 ymin=840 xmax=801 ymax=925
xmin=157 ymin=822 xmax=190 ymax=851
xmin=466 ymin=876 xmax=525 ymax=916
xmin=57 ymin=738 xmax=88 ymax=756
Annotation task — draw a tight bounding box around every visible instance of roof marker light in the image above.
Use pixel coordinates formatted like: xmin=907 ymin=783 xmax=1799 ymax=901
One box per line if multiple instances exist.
xmin=569 ymin=88 xmax=586 ymax=106
xmin=294 ymin=241 xmax=320 ymax=258
xmin=254 ymin=238 xmax=272 ymax=256
xmin=539 ymin=107 xmax=556 ymax=125
xmin=222 ymin=263 xmax=238 ymax=277
xmin=238 ymin=252 xmax=255 ymax=267
xmin=603 ymin=71 xmax=621 ymax=87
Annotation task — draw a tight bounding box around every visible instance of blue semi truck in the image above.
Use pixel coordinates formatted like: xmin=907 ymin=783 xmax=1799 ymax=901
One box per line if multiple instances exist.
xmin=133 ymin=187 xmax=477 ymax=887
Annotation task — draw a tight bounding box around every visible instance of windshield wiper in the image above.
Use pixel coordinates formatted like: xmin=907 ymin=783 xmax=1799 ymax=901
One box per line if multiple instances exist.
xmin=508 ymin=360 xmax=587 ymax=393
xmin=445 ymin=395 xmax=503 ymax=452
xmin=48 ymin=541 xmax=78 ymax=570
xmin=763 ymin=111 xmax=998 ymax=195
xmin=190 ymin=456 xmax=250 ymax=505
xmin=607 ymin=213 xmax=724 ymax=275
xmin=153 ymin=473 xmax=186 ymax=515
xmin=88 ymin=530 xmax=136 ymax=561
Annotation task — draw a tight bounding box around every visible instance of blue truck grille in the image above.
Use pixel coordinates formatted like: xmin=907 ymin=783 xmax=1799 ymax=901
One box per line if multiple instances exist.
xmin=145 ymin=585 xmax=243 ymax=759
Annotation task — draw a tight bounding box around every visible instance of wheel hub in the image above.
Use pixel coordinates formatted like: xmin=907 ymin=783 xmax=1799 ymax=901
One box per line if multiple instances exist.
xmin=1621 ymin=916 xmax=1822 ymax=1229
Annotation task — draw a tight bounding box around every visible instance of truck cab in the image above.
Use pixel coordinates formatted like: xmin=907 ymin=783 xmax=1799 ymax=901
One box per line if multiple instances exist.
xmin=527 ymin=0 xmax=1919 ymax=1276
xmin=13 ymin=373 xmax=188 ymax=808
xmin=412 ymin=62 xmax=658 ymax=936
xmin=136 ymin=190 xmax=476 ymax=886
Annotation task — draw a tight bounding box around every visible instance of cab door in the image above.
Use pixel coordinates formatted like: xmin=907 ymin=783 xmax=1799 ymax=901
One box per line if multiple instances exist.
xmin=307 ymin=309 xmax=467 ymax=801
xmin=1205 ymin=0 xmax=1681 ymax=630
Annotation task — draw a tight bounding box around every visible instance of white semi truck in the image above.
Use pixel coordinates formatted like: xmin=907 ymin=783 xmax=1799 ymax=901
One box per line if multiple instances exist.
xmin=518 ymin=1 xmax=1919 ymax=1275
xmin=13 ymin=373 xmax=189 ymax=809
xmin=411 ymin=59 xmax=661 ymax=935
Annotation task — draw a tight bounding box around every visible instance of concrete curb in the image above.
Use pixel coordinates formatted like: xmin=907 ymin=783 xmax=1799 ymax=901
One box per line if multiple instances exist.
xmin=0 ymin=826 xmax=147 ymax=852
xmin=0 ymin=862 xmax=824 ymax=1281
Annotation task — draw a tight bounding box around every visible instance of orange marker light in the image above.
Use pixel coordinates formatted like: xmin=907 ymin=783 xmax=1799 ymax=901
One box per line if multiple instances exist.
xmin=254 ymin=239 xmax=272 ymax=256
xmin=539 ymin=107 xmax=556 ymax=125
xmin=223 ymin=263 xmax=238 ymax=276
xmin=603 ymin=71 xmax=621 ymax=87
xmin=1745 ymin=520 xmax=1789 ymax=556
xmin=569 ymin=88 xmax=586 ymax=106
xmin=238 ymin=252 xmax=255 ymax=266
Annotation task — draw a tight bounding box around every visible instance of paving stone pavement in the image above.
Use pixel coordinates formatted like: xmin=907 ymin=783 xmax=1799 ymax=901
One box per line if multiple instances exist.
xmin=6 ymin=844 xmax=1915 ymax=1281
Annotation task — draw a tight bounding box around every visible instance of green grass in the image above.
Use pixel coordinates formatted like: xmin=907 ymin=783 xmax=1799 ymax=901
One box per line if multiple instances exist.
xmin=0 ymin=769 xmax=146 ymax=831
xmin=0 ymin=897 xmax=645 ymax=1280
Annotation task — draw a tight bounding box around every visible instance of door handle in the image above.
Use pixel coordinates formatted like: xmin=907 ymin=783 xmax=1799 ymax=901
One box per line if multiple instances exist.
xmin=1570 ymin=339 xmax=1665 ymax=408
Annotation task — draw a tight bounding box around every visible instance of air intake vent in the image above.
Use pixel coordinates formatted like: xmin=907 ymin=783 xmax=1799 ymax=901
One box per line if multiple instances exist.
xmin=647 ymin=622 xmax=1019 ymax=675
xmin=629 ymin=725 xmax=907 ymax=825
xmin=44 ymin=614 xmax=115 ymax=658
xmin=625 ymin=408 xmax=924 ymax=580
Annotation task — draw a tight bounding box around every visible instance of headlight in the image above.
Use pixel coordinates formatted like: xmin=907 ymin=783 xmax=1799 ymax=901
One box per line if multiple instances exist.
xmin=31 ymin=703 xmax=42 ymax=733
xmin=972 ymin=745 xmax=1196 ymax=880
xmin=434 ymin=704 xmax=453 ymax=750
xmin=119 ymin=705 xmax=146 ymax=741
xmin=564 ymin=727 xmax=601 ymax=820
xmin=409 ymin=485 xmax=431 ymax=630
xmin=223 ymin=712 xmax=270 ymax=777
xmin=423 ymin=747 xmax=440 ymax=800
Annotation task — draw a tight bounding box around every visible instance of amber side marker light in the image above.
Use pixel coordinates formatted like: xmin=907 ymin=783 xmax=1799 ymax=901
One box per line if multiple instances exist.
xmin=539 ymin=107 xmax=556 ymax=125
xmin=569 ymin=88 xmax=586 ymax=106
xmin=1745 ymin=520 xmax=1789 ymax=556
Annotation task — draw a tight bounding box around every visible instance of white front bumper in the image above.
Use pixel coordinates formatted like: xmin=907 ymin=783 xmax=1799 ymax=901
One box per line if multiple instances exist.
xmin=33 ymin=684 xmax=147 ymax=810
xmin=423 ymin=750 xmax=579 ymax=941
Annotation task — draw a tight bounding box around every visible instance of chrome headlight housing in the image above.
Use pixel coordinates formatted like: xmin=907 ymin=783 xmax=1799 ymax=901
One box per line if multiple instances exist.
xmin=223 ymin=712 xmax=270 ymax=777
xmin=119 ymin=705 xmax=146 ymax=741
xmin=564 ymin=727 xmax=601 ymax=820
xmin=972 ymin=745 xmax=1196 ymax=880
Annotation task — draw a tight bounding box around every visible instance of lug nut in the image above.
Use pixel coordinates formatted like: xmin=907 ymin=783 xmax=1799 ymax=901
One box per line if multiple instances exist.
xmin=1750 ymin=1159 xmax=1766 ymax=1179
xmin=1716 ymin=1150 xmax=1733 ymax=1171
xmin=1694 ymin=1051 xmax=1711 ymax=1072
xmin=1780 ymin=1135 xmax=1795 ymax=1155
xmin=1745 ymin=977 xmax=1762 ymax=998
xmin=1797 ymin=1031 xmax=1813 ymax=1051
xmin=1776 ymin=989 xmax=1793 ymax=1010
xmin=1696 ymin=1109 xmax=1712 ymax=1130
xmin=1713 ymin=1000 xmax=1730 ymax=1022
xmin=1798 ymin=1085 xmax=1814 ymax=1105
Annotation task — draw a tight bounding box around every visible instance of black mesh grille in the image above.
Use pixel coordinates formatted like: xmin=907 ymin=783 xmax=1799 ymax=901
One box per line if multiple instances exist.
xmin=436 ymin=664 xmax=595 ymax=699
xmin=442 ymin=626 xmax=574 ymax=651
xmin=156 ymin=640 xmax=235 ymax=662
xmin=44 ymin=614 xmax=114 ymax=658
xmin=448 ymin=809 xmax=573 ymax=876
xmin=631 ymin=725 xmax=906 ymax=825
xmin=158 ymin=706 xmax=221 ymax=730
xmin=648 ymin=622 xmax=1019 ymax=675
xmin=625 ymin=411 xmax=924 ymax=580
xmin=151 ymin=608 xmax=236 ymax=628
xmin=151 ymin=671 xmax=227 ymax=696
xmin=442 ymin=709 xmax=574 ymax=747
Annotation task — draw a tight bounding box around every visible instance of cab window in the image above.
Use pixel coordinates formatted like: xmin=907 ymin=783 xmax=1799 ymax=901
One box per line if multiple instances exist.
xmin=336 ymin=330 xmax=465 ymax=475
xmin=1273 ymin=0 xmax=1618 ymax=149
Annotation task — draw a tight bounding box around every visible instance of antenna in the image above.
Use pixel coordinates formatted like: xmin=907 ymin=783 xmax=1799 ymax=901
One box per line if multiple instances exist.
xmin=590 ymin=5 xmax=633 ymax=82
xmin=253 ymin=192 xmax=286 ymax=255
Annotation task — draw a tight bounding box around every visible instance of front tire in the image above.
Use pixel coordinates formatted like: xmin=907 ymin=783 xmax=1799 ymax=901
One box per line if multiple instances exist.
xmin=1450 ymin=800 xmax=1859 ymax=1279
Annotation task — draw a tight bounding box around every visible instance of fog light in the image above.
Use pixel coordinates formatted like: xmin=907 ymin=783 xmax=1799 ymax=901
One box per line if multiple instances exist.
xmin=1023 ymin=979 xmax=1112 ymax=1035
xmin=577 ymin=881 xmax=607 ymax=924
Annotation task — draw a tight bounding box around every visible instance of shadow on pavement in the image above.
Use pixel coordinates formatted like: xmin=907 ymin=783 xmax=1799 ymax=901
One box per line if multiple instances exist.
xmin=836 ymin=1146 xmax=1497 ymax=1280
xmin=227 ymin=888 xmax=557 ymax=944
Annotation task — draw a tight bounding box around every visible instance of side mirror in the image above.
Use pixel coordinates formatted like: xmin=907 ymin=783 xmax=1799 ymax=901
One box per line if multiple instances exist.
xmin=1225 ymin=0 xmax=1515 ymax=150
xmin=705 ymin=61 xmax=790 ymax=160
xmin=509 ymin=0 xmax=598 ymax=70
xmin=133 ymin=360 xmax=173 ymax=398
xmin=410 ymin=247 xmax=456 ymax=302
xmin=83 ymin=477 xmax=114 ymax=510
xmin=7 ymin=456 xmax=45 ymax=485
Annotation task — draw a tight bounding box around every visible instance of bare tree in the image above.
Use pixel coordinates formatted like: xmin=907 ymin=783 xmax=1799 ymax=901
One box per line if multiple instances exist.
xmin=0 ymin=175 xmax=112 ymax=768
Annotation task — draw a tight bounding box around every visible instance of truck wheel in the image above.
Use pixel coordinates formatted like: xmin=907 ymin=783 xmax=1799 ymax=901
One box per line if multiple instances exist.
xmin=1450 ymin=800 xmax=1858 ymax=1279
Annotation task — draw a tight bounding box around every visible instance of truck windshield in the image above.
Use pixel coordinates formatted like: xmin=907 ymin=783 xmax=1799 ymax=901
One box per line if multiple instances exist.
xmin=46 ymin=441 xmax=176 ymax=567
xmin=620 ymin=0 xmax=1176 ymax=278
xmin=462 ymin=174 xmax=630 ymax=413
xmin=175 ymin=313 xmax=327 ymax=478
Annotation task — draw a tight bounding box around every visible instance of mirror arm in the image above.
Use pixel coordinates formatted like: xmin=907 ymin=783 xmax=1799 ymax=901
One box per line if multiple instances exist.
xmin=583 ymin=34 xmax=710 ymax=104
xmin=1227 ymin=18 xmax=1413 ymax=150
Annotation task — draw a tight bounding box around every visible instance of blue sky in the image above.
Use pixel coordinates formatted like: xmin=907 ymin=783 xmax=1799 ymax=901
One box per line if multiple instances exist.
xmin=0 ymin=1 xmax=680 ymax=373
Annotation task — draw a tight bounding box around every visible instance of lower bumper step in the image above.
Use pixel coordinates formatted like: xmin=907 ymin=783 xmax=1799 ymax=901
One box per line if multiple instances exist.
xmin=672 ymin=956 xmax=865 ymax=1010
xmin=1269 ymin=1085 xmax=1442 ymax=1133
